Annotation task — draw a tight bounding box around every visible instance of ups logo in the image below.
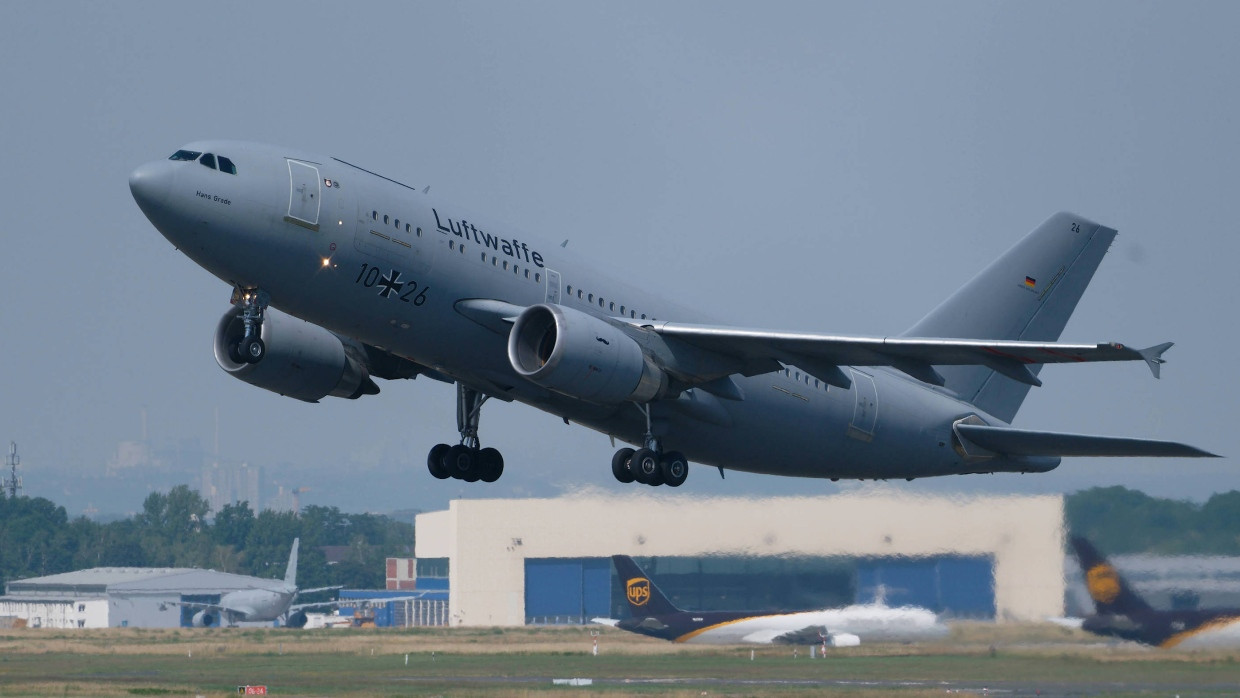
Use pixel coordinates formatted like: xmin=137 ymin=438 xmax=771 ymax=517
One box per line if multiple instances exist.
xmin=626 ymin=577 xmax=651 ymax=606
xmin=1086 ymin=564 xmax=1121 ymax=604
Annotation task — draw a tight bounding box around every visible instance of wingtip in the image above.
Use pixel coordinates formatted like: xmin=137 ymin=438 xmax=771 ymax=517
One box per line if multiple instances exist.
xmin=1137 ymin=342 xmax=1174 ymax=379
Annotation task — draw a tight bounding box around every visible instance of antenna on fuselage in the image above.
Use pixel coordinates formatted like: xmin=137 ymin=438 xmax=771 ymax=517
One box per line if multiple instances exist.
xmin=423 ymin=186 xmax=430 ymax=194
xmin=561 ymin=239 xmax=569 ymax=248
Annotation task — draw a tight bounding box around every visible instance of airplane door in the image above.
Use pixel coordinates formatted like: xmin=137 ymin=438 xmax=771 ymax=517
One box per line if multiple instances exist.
xmin=544 ymin=269 xmax=561 ymax=304
xmin=848 ymin=370 xmax=878 ymax=441
xmin=286 ymin=160 xmax=321 ymax=230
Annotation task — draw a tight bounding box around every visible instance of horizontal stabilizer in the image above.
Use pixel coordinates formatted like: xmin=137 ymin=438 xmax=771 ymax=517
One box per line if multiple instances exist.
xmin=955 ymin=424 xmax=1218 ymax=458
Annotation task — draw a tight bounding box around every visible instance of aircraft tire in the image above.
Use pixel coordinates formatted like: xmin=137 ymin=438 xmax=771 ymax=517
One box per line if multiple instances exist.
xmin=427 ymin=444 xmax=451 ymax=479
xmin=611 ymin=448 xmax=635 ymax=483
xmin=227 ymin=339 xmax=245 ymax=364
xmin=446 ymin=444 xmax=475 ymax=480
xmin=631 ymin=448 xmax=659 ymax=485
xmin=241 ymin=336 xmax=266 ymax=364
xmin=660 ymin=451 xmax=688 ymax=487
xmin=479 ymin=447 xmax=503 ymax=482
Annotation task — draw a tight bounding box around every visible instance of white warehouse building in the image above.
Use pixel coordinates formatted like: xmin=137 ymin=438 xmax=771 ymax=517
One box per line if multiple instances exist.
xmin=0 ymin=567 xmax=282 ymax=628
xmin=414 ymin=492 xmax=1066 ymax=627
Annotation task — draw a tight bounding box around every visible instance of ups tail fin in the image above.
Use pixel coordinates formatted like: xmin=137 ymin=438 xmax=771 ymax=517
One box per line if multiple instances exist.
xmin=902 ymin=213 xmax=1117 ymax=422
xmin=284 ymin=538 xmax=300 ymax=588
xmin=1070 ymin=536 xmax=1152 ymax=615
xmin=612 ymin=555 xmax=681 ymax=616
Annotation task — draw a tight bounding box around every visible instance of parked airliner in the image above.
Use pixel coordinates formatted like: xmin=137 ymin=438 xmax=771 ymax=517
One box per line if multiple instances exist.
xmin=129 ymin=141 xmax=1215 ymax=486
xmin=173 ymin=539 xmax=338 ymax=628
xmin=1072 ymin=537 xmax=1240 ymax=649
xmin=594 ymin=555 xmax=947 ymax=645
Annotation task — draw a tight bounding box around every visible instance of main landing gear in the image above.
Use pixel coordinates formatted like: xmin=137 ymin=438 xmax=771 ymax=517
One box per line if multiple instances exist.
xmin=227 ymin=287 xmax=269 ymax=364
xmin=427 ymin=384 xmax=504 ymax=483
xmin=611 ymin=403 xmax=688 ymax=487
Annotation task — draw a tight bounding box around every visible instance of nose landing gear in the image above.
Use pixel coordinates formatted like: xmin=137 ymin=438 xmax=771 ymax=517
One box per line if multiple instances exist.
xmin=228 ymin=287 xmax=269 ymax=364
xmin=611 ymin=403 xmax=689 ymax=487
xmin=427 ymin=384 xmax=504 ymax=483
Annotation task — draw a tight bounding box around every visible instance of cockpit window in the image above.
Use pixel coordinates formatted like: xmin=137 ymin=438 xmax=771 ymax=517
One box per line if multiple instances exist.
xmin=217 ymin=156 xmax=237 ymax=175
xmin=199 ymin=153 xmax=217 ymax=170
xmin=169 ymin=149 xmax=201 ymax=161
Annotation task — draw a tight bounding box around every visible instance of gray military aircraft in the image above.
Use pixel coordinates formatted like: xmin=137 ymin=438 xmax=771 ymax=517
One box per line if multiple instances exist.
xmin=129 ymin=141 xmax=1216 ymax=487
xmin=173 ymin=538 xmax=338 ymax=628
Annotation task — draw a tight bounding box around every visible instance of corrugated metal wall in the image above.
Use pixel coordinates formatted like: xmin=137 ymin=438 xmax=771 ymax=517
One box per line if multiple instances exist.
xmin=855 ymin=556 xmax=994 ymax=618
xmin=524 ymin=558 xmax=611 ymax=625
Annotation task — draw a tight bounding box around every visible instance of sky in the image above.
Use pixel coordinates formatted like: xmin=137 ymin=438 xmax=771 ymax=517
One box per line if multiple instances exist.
xmin=1 ymin=1 xmax=1237 ymax=518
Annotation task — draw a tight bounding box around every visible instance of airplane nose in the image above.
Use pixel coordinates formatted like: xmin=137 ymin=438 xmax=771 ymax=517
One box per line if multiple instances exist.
xmin=129 ymin=161 xmax=171 ymax=211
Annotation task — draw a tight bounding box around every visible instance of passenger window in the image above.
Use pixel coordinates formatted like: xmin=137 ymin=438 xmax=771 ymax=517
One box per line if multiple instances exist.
xmin=169 ymin=149 xmax=201 ymax=161
xmin=372 ymin=211 xmax=378 ymax=220
xmin=217 ymin=156 xmax=237 ymax=175
xmin=199 ymin=153 xmax=217 ymax=170
xmin=405 ymin=224 xmax=411 ymax=233
xmin=395 ymin=218 xmax=400 ymax=228
xmin=383 ymin=214 xmax=389 ymax=224
xmin=599 ymin=298 xmax=605 ymax=308
xmin=503 ymin=261 xmax=509 ymax=270
xmin=609 ymin=302 xmax=615 ymax=311
xmin=416 ymin=227 xmax=422 ymax=237
xmin=449 ymin=240 xmax=455 ymax=250
xmin=524 ymin=269 xmax=530 ymax=278
xmin=620 ymin=306 xmax=625 ymax=314
xmin=567 ymin=285 xmax=573 ymax=294
xmin=535 ymin=273 xmax=541 ymax=282
xmin=588 ymin=293 xmax=594 ymax=302
xmin=630 ymin=310 xmax=636 ymax=318
xmin=577 ymin=290 xmax=583 ymax=299
xmin=640 ymin=314 xmax=647 ymax=320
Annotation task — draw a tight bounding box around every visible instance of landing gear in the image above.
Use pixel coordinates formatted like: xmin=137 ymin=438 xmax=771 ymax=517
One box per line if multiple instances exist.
xmin=427 ymin=384 xmax=505 ymax=483
xmin=228 ymin=287 xmax=269 ymax=364
xmin=610 ymin=403 xmax=689 ymax=487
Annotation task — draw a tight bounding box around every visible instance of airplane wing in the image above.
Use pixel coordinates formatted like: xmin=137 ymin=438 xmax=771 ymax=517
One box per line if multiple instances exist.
xmin=954 ymin=423 xmax=1219 ymax=458
xmin=165 ymin=600 xmax=255 ymax=616
xmin=641 ymin=319 xmax=1173 ymax=389
xmin=590 ymin=617 xmax=621 ymax=627
xmin=297 ymin=585 xmax=344 ymax=595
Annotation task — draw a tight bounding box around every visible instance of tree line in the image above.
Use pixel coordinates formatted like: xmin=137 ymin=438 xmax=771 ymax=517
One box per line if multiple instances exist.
xmin=0 ymin=485 xmax=413 ymax=589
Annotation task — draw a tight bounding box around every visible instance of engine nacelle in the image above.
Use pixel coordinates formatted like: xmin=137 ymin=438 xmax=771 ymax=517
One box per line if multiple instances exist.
xmin=285 ymin=610 xmax=308 ymax=628
xmin=214 ymin=306 xmax=379 ymax=403
xmin=507 ymin=304 xmax=666 ymax=404
xmin=191 ymin=610 xmax=215 ymax=627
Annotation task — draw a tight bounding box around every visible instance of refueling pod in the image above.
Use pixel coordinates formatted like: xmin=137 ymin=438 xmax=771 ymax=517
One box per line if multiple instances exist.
xmin=214 ymin=306 xmax=378 ymax=403
xmin=508 ymin=303 xmax=666 ymax=404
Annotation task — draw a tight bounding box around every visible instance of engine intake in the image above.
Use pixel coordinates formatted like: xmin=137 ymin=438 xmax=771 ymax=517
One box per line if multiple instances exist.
xmin=191 ymin=610 xmax=215 ymax=627
xmin=508 ymin=304 xmax=666 ymax=404
xmin=214 ymin=306 xmax=379 ymax=403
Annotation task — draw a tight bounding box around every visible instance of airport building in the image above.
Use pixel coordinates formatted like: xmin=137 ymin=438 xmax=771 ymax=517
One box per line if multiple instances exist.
xmin=414 ymin=492 xmax=1066 ymax=627
xmin=0 ymin=567 xmax=286 ymax=628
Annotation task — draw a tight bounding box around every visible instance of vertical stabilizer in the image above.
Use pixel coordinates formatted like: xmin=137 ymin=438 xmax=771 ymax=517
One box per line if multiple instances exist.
xmin=612 ymin=555 xmax=681 ymax=616
xmin=902 ymin=213 xmax=1116 ymax=422
xmin=1070 ymin=536 xmax=1152 ymax=615
xmin=284 ymin=538 xmax=300 ymax=588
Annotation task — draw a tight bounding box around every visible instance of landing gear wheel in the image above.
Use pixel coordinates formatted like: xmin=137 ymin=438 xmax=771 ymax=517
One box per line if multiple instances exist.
xmin=631 ymin=448 xmax=660 ymax=486
xmin=227 ymin=340 xmax=245 ymax=364
xmin=478 ymin=447 xmax=504 ymax=483
xmin=427 ymin=444 xmax=451 ymax=480
xmin=611 ymin=448 xmax=635 ymax=483
xmin=241 ymin=336 xmax=266 ymax=364
xmin=660 ymin=451 xmax=688 ymax=487
xmin=446 ymin=444 xmax=477 ymax=481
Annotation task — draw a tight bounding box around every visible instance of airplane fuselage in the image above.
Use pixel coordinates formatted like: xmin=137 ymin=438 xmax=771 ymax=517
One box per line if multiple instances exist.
xmin=131 ymin=140 xmax=1061 ymax=482
xmin=619 ymin=603 xmax=948 ymax=644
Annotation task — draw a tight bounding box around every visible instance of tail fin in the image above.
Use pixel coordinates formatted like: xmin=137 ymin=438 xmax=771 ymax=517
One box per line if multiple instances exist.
xmin=612 ymin=555 xmax=681 ymax=616
xmin=1069 ymin=536 xmax=1152 ymax=615
xmin=902 ymin=212 xmax=1117 ymax=422
xmin=284 ymin=538 xmax=300 ymax=588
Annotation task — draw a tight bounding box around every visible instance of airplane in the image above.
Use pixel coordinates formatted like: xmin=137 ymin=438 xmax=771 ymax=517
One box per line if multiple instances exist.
xmin=1070 ymin=536 xmax=1240 ymax=649
xmin=173 ymin=538 xmax=339 ymax=628
xmin=593 ymin=554 xmax=948 ymax=645
xmin=128 ymin=141 xmax=1217 ymax=487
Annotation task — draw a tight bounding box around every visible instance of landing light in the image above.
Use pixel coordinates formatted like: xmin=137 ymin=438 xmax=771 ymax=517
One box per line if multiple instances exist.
xmin=321 ymin=257 xmax=331 ymax=268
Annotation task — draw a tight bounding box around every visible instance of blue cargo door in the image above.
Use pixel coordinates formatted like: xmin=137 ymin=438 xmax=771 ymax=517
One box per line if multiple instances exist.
xmin=525 ymin=558 xmax=611 ymax=625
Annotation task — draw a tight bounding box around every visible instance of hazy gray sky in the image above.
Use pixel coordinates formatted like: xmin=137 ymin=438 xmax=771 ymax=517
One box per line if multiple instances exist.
xmin=1 ymin=1 xmax=1236 ymax=516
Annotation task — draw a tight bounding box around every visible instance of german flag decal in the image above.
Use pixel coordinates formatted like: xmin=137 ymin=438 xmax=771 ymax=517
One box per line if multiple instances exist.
xmin=1025 ymin=276 xmax=1037 ymax=289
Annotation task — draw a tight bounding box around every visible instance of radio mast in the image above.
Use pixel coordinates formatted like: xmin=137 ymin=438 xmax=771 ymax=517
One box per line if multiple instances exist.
xmin=3 ymin=441 xmax=21 ymax=498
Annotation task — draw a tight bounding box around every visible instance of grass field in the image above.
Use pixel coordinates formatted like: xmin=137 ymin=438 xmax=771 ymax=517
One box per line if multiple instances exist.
xmin=0 ymin=623 xmax=1238 ymax=697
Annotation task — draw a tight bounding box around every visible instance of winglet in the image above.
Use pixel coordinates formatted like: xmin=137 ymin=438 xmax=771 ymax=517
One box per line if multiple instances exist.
xmin=1137 ymin=342 xmax=1173 ymax=379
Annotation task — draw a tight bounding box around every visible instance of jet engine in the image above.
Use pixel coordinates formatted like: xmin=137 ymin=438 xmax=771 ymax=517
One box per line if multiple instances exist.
xmin=214 ymin=306 xmax=379 ymax=402
xmin=191 ymin=610 xmax=216 ymax=627
xmin=285 ymin=610 xmax=308 ymax=629
xmin=507 ymin=304 xmax=666 ymax=404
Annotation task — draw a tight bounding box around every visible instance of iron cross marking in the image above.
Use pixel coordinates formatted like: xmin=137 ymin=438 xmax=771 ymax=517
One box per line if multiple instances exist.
xmin=376 ymin=269 xmax=404 ymax=298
